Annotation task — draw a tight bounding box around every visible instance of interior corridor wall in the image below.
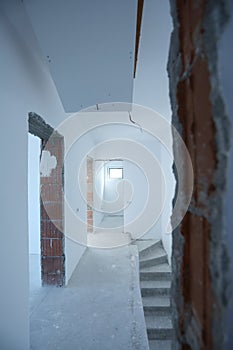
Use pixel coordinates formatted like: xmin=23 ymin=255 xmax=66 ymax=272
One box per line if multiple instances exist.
xmin=89 ymin=123 xmax=163 ymax=241
xmin=0 ymin=1 xmax=67 ymax=348
xmin=28 ymin=134 xmax=40 ymax=255
xmin=123 ymin=140 xmax=162 ymax=241
xmin=133 ymin=0 xmax=174 ymax=262
xmin=123 ymin=159 xmax=150 ymax=234
xmin=64 ymin=131 xmax=95 ymax=283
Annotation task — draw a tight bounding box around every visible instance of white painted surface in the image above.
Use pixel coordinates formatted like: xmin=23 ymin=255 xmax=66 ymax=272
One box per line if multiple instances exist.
xmin=123 ymin=147 xmax=162 ymax=242
xmin=28 ymin=134 xmax=40 ymax=255
xmin=0 ymin=1 xmax=66 ymax=348
xmin=64 ymin=131 xmax=95 ymax=283
xmin=61 ymin=110 xmax=168 ymax=247
xmin=40 ymin=150 xmax=57 ymax=177
xmin=160 ymin=147 xmax=173 ymax=264
xmin=102 ymin=160 xmax=124 ymax=214
xmin=135 ymin=138 xmax=162 ymax=241
xmin=133 ymin=0 xmax=172 ymax=118
xmin=123 ymin=159 xmax=147 ymax=225
xmin=86 ymin=118 xmax=165 ymax=242
xmin=24 ymin=0 xmax=137 ymax=112
xmin=65 ymin=238 xmax=86 ymax=285
xmin=133 ymin=0 xmax=174 ymax=263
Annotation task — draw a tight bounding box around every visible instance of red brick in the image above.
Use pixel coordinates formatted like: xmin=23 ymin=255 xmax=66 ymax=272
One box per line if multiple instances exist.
xmin=42 ymin=202 xmax=63 ymax=221
xmin=41 ymin=220 xmax=63 ymax=238
xmin=42 ymin=273 xmax=65 ymax=286
xmin=41 ymin=256 xmax=64 ymax=274
xmin=41 ymin=183 xmax=63 ymax=202
xmin=87 ymin=210 xmax=93 ymax=219
xmin=41 ymin=238 xmax=63 ymax=256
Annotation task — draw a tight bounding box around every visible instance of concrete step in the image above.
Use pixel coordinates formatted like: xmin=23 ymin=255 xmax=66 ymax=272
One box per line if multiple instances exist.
xmin=148 ymin=340 xmax=172 ymax=350
xmin=140 ymin=263 xmax=171 ymax=274
xmin=139 ymin=247 xmax=168 ymax=268
xmin=142 ymin=295 xmax=171 ymax=315
xmin=140 ymin=280 xmax=171 ymax=296
xmin=139 ymin=253 xmax=167 ymax=268
xmin=137 ymin=240 xmax=173 ymax=346
xmin=145 ymin=315 xmax=173 ymax=340
xmin=137 ymin=240 xmax=162 ymax=258
xmin=140 ymin=263 xmax=171 ymax=281
xmin=147 ymin=327 xmax=173 ymax=341
xmin=139 ymin=243 xmax=166 ymax=259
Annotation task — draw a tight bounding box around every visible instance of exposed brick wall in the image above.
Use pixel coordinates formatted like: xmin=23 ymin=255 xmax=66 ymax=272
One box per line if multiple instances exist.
xmin=87 ymin=156 xmax=93 ymax=233
xmin=40 ymin=133 xmax=65 ymax=286
xmin=168 ymin=0 xmax=231 ymax=349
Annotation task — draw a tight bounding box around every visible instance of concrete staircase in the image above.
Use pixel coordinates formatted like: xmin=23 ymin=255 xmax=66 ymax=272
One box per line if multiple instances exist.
xmin=138 ymin=240 xmax=173 ymax=350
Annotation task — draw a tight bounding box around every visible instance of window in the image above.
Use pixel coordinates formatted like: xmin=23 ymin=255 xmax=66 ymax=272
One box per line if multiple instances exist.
xmin=109 ymin=168 xmax=123 ymax=179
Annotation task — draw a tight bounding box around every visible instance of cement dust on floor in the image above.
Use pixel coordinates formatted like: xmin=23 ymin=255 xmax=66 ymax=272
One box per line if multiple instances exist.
xmin=29 ymin=245 xmax=149 ymax=350
xmin=87 ymin=214 xmax=131 ymax=248
xmin=98 ymin=214 xmax=124 ymax=229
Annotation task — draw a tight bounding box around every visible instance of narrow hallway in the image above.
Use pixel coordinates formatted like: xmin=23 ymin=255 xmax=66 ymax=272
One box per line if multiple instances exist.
xmin=30 ymin=245 xmax=148 ymax=349
xmin=1 ymin=1 xmax=233 ymax=349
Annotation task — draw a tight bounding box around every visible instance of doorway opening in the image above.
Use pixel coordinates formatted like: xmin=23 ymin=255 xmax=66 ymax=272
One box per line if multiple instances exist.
xmin=28 ymin=112 xmax=65 ymax=287
xmin=99 ymin=160 xmax=125 ymax=230
xmin=87 ymin=157 xmax=129 ymax=248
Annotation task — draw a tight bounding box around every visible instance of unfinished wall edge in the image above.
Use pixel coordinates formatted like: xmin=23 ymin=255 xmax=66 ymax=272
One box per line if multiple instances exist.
xmin=168 ymin=0 xmax=232 ymax=348
xmin=203 ymin=0 xmax=232 ymax=348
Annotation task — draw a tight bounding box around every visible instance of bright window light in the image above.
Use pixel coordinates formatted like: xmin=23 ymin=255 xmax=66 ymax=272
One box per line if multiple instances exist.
xmin=109 ymin=168 xmax=123 ymax=179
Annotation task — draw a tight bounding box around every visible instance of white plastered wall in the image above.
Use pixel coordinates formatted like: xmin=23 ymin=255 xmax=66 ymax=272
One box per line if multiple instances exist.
xmin=28 ymin=134 xmax=40 ymax=255
xmin=86 ymin=115 xmax=165 ymax=242
xmin=0 ymin=1 xmax=67 ymax=347
xmin=64 ymin=130 xmax=95 ymax=284
xmin=133 ymin=0 xmax=174 ymax=263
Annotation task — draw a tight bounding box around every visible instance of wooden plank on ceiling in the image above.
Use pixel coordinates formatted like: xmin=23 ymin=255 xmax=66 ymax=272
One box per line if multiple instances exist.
xmin=134 ymin=0 xmax=144 ymax=78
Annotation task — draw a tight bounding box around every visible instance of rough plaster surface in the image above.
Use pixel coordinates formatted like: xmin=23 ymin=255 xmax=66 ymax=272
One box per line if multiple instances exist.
xmin=28 ymin=112 xmax=54 ymax=141
xmin=40 ymin=150 xmax=57 ymax=177
xmin=168 ymin=0 xmax=232 ymax=349
xmin=203 ymin=1 xmax=232 ymax=348
xmin=167 ymin=2 xmax=185 ymax=347
xmin=218 ymin=1 xmax=233 ymax=347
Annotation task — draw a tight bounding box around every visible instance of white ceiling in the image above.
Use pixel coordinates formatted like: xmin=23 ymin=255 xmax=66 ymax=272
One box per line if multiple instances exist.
xmin=24 ymin=0 xmax=137 ymax=113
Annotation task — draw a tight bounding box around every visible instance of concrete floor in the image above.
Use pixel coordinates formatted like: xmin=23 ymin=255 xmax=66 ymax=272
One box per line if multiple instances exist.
xmin=98 ymin=215 xmax=124 ymax=229
xmin=88 ymin=215 xmax=131 ymax=248
xmin=29 ymin=245 xmax=149 ymax=350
